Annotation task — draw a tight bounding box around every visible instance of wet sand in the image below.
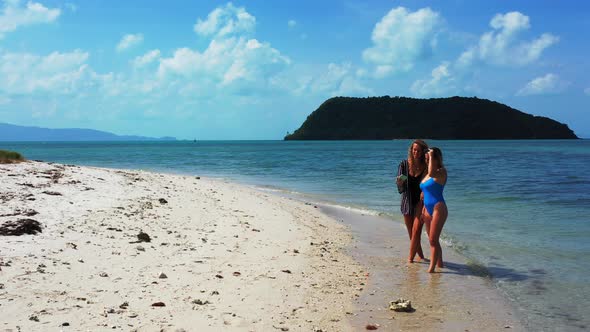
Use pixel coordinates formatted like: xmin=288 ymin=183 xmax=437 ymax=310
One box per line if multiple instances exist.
xmin=321 ymin=205 xmax=525 ymax=331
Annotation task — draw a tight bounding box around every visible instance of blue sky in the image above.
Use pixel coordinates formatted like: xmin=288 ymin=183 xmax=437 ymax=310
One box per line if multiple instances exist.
xmin=0 ymin=0 xmax=588 ymax=139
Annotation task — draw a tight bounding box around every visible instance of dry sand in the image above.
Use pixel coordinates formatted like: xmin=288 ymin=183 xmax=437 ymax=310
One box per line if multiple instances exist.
xmin=0 ymin=161 xmax=363 ymax=331
xmin=0 ymin=161 xmax=525 ymax=331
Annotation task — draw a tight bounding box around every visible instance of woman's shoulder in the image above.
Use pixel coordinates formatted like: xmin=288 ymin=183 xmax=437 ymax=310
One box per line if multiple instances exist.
xmin=430 ymin=167 xmax=446 ymax=177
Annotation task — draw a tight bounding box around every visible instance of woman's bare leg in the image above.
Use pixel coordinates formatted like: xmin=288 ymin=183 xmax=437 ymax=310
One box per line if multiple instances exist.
xmin=421 ymin=206 xmax=432 ymax=255
xmin=423 ymin=215 xmax=431 ymax=241
xmin=403 ymin=214 xmax=413 ymax=239
xmin=405 ymin=214 xmax=424 ymax=262
xmin=408 ymin=204 xmax=425 ymax=262
xmin=428 ymin=203 xmax=448 ymax=273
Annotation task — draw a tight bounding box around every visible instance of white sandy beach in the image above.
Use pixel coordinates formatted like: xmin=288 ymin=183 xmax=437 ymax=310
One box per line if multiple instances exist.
xmin=1 ymin=161 xmax=524 ymax=331
xmin=0 ymin=161 xmax=364 ymax=331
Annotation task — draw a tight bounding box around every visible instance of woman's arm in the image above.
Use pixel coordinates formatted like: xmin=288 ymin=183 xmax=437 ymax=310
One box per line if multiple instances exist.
xmin=437 ymin=167 xmax=447 ymax=185
xmin=430 ymin=166 xmax=447 ymax=185
xmin=396 ymin=160 xmax=406 ymax=193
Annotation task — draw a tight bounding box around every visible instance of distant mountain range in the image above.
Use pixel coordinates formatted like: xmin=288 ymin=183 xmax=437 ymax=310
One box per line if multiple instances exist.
xmin=285 ymin=96 xmax=578 ymax=140
xmin=0 ymin=123 xmax=176 ymax=141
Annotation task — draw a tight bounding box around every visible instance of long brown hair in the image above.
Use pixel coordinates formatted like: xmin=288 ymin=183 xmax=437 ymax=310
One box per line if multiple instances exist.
xmin=429 ymin=147 xmax=444 ymax=168
xmin=407 ymin=139 xmax=428 ymax=170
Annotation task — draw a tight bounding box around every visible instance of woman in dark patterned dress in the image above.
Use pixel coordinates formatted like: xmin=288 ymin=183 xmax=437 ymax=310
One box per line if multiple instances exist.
xmin=396 ymin=139 xmax=429 ymax=262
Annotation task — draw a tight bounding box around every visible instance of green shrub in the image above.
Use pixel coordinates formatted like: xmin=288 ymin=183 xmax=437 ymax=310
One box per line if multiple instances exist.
xmin=0 ymin=149 xmax=25 ymax=163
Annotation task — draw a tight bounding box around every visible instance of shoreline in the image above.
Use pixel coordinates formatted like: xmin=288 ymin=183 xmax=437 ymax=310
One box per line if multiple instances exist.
xmin=0 ymin=161 xmax=524 ymax=331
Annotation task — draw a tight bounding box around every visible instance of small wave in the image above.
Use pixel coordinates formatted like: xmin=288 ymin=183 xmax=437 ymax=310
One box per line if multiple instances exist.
xmin=252 ymin=184 xmax=388 ymax=217
xmin=318 ymin=201 xmax=384 ymax=217
xmin=440 ymin=234 xmax=468 ymax=251
xmin=253 ymin=184 xmax=295 ymax=194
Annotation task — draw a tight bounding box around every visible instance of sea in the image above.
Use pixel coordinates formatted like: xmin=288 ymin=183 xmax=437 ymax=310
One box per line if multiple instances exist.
xmin=2 ymin=140 xmax=589 ymax=331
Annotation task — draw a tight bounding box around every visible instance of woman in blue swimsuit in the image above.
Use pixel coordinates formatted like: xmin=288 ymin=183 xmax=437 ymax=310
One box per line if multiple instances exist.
xmin=411 ymin=147 xmax=447 ymax=273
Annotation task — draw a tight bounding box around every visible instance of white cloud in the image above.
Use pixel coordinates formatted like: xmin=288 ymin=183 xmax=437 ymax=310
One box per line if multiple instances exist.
xmin=0 ymin=49 xmax=93 ymax=94
xmin=413 ymin=11 xmax=560 ymax=98
xmin=272 ymin=62 xmax=372 ymax=97
xmin=585 ymin=88 xmax=590 ymax=96
xmin=337 ymin=75 xmax=372 ymax=96
xmin=132 ymin=49 xmax=161 ymax=68
xmin=362 ymin=7 xmax=442 ymax=77
xmin=194 ymin=3 xmax=255 ymax=38
xmin=116 ymin=33 xmax=144 ymax=52
xmin=517 ymin=73 xmax=566 ymax=96
xmin=288 ymin=19 xmax=296 ymax=28
xmin=310 ymin=63 xmax=351 ymax=93
xmin=157 ymin=36 xmax=290 ymax=93
xmin=411 ymin=61 xmax=456 ymax=96
xmin=458 ymin=12 xmax=558 ymax=67
xmin=157 ymin=47 xmax=200 ymax=77
xmin=154 ymin=4 xmax=290 ymax=95
xmin=0 ymin=0 xmax=60 ymax=38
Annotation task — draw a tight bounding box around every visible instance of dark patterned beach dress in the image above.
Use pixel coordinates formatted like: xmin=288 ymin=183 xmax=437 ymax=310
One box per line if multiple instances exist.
xmin=397 ymin=159 xmax=424 ymax=217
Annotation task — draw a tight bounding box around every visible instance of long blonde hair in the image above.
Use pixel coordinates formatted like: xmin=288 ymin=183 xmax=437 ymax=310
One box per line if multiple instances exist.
xmin=407 ymin=139 xmax=428 ymax=170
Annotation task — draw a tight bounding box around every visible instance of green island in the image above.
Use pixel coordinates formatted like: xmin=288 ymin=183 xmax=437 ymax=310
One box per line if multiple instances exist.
xmin=284 ymin=96 xmax=578 ymax=140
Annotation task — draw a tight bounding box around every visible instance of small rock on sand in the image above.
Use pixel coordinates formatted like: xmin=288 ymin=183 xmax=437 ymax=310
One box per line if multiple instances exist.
xmin=0 ymin=219 xmax=42 ymax=236
xmin=389 ymin=298 xmax=413 ymax=312
xmin=42 ymin=191 xmax=62 ymax=196
xmin=137 ymin=232 xmax=151 ymax=242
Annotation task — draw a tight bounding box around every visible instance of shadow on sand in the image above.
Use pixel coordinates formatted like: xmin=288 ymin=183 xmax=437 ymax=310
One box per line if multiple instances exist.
xmin=440 ymin=261 xmax=530 ymax=282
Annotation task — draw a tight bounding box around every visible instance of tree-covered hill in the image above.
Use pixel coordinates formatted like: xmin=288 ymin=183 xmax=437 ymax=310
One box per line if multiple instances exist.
xmin=284 ymin=96 xmax=578 ymax=140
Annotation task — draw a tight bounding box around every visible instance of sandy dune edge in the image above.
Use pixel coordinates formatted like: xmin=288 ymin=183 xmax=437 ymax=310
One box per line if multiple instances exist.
xmin=0 ymin=161 xmax=365 ymax=331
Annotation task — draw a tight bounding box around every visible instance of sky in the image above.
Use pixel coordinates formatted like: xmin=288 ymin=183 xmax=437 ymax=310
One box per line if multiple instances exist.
xmin=0 ymin=0 xmax=588 ymax=139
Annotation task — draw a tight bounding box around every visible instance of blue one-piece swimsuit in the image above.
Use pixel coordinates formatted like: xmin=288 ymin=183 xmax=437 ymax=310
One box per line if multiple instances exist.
xmin=420 ymin=178 xmax=445 ymax=215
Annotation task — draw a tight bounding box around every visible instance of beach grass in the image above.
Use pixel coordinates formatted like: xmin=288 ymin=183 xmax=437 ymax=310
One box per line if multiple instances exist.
xmin=0 ymin=149 xmax=25 ymax=163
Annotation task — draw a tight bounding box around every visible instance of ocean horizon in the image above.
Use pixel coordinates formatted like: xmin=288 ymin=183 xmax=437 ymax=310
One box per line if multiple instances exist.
xmin=3 ymin=139 xmax=589 ymax=331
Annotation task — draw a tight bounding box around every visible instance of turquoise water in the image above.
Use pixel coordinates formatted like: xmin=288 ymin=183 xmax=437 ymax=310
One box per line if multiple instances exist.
xmin=3 ymin=140 xmax=589 ymax=331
